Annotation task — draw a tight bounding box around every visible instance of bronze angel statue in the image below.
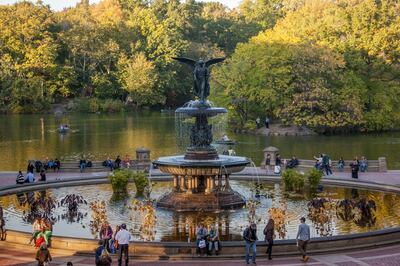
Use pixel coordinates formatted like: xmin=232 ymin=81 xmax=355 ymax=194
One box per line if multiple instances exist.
xmin=173 ymin=57 xmax=225 ymax=102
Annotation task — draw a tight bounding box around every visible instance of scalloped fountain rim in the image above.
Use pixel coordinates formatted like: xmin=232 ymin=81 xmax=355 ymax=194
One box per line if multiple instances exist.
xmin=153 ymin=155 xmax=250 ymax=167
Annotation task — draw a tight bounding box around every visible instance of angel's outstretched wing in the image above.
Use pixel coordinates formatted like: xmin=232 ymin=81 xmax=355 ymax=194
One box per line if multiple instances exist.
xmin=205 ymin=57 xmax=225 ymax=67
xmin=172 ymin=57 xmax=196 ymax=69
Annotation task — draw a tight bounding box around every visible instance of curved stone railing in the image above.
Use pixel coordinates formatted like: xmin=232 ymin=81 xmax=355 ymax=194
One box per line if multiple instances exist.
xmin=4 ymin=227 xmax=400 ymax=258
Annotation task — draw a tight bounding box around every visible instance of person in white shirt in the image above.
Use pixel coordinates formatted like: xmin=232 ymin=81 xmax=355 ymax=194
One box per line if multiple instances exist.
xmin=114 ymin=223 xmax=131 ymax=266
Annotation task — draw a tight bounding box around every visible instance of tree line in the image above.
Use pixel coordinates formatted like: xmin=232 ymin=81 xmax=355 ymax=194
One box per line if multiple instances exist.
xmin=213 ymin=0 xmax=400 ymax=133
xmin=0 ymin=0 xmax=264 ymax=113
xmin=0 ymin=0 xmax=399 ymax=133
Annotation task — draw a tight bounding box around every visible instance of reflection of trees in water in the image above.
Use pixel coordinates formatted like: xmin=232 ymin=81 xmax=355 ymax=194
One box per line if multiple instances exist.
xmin=246 ymin=199 xmax=261 ymax=224
xmin=89 ymin=200 xmax=108 ymax=237
xmin=307 ymin=198 xmax=334 ymax=236
xmin=16 ymin=191 xmax=57 ymax=224
xmin=268 ymin=207 xmax=287 ymax=239
xmin=59 ymin=194 xmax=88 ymax=224
xmin=129 ymin=199 xmax=157 ymax=241
xmin=160 ymin=211 xmax=233 ymax=241
xmin=336 ymin=198 xmax=376 ymax=227
xmin=267 ymin=183 xmax=289 ymax=239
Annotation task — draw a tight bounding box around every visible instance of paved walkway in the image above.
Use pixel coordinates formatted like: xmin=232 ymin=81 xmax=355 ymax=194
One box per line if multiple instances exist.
xmin=0 ymin=242 xmax=399 ymax=266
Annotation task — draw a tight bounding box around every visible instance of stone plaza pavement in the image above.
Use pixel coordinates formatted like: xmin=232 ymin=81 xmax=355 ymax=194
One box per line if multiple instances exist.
xmin=0 ymin=241 xmax=399 ymax=266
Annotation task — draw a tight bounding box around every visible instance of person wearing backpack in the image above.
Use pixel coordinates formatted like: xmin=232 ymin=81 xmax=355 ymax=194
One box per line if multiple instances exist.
xmin=243 ymin=223 xmax=258 ymax=265
xmin=95 ymin=240 xmax=105 ymax=266
xmin=35 ymin=243 xmax=52 ymax=266
xmin=98 ymin=249 xmax=112 ymax=266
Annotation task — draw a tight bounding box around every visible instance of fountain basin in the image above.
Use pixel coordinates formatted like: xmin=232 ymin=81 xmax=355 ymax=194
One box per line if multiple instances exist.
xmin=153 ymin=155 xmax=250 ymax=175
xmin=2 ymin=180 xmax=400 ymax=241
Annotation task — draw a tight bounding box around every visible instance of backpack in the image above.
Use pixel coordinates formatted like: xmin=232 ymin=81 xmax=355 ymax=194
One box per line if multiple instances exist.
xmin=100 ymin=249 xmax=111 ymax=265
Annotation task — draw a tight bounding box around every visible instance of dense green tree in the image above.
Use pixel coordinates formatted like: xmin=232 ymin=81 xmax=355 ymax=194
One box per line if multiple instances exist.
xmin=118 ymin=52 xmax=163 ymax=107
xmin=0 ymin=2 xmax=58 ymax=112
xmin=216 ymin=0 xmax=400 ymax=133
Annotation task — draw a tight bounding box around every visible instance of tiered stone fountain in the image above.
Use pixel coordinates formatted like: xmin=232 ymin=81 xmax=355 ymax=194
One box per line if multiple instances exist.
xmin=153 ymin=57 xmax=249 ymax=211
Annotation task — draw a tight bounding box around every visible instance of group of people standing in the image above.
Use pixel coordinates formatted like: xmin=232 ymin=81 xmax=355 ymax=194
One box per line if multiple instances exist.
xmin=29 ymin=218 xmax=53 ymax=248
xmin=264 ymin=153 xmax=283 ymax=175
xmin=314 ymin=154 xmax=368 ymax=179
xmin=264 ymin=152 xmax=369 ymax=179
xmin=243 ymin=217 xmax=311 ymax=264
xmin=194 ymin=217 xmax=311 ymax=264
xmin=96 ymin=223 xmax=131 ymax=266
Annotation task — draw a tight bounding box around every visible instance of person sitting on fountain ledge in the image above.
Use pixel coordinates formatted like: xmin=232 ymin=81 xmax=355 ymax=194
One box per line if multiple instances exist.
xmin=196 ymin=223 xmax=208 ymax=256
xmin=286 ymin=156 xmax=299 ymax=169
xmin=208 ymin=225 xmax=220 ymax=256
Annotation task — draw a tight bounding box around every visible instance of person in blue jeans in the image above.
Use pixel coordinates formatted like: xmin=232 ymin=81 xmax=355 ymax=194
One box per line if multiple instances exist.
xmin=360 ymin=156 xmax=368 ymax=172
xmin=79 ymin=159 xmax=87 ymax=173
xmin=243 ymin=223 xmax=258 ymax=264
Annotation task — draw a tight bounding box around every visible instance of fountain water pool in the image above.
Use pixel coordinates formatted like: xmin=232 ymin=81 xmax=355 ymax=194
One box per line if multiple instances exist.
xmin=1 ymin=180 xmax=400 ymax=241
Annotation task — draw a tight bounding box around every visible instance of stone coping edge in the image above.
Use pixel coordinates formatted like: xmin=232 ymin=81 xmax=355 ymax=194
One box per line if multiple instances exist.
xmin=6 ymin=227 xmax=400 ymax=247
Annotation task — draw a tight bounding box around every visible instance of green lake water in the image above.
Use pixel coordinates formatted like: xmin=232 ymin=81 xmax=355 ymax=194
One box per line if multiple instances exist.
xmin=0 ymin=112 xmax=399 ymax=171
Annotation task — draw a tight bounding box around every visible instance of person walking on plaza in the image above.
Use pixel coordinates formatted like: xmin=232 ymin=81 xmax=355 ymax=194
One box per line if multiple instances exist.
xmin=243 ymin=223 xmax=258 ymax=264
xmin=35 ymin=242 xmax=52 ymax=266
xmin=350 ymin=157 xmax=360 ymax=179
xmin=115 ymin=223 xmax=131 ymax=266
xmin=296 ymin=217 xmax=310 ymax=262
xmin=263 ymin=218 xmax=275 ymax=260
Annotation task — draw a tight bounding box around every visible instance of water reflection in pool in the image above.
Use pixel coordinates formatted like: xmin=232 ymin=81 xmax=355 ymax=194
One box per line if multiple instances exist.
xmin=1 ymin=181 xmax=400 ymax=241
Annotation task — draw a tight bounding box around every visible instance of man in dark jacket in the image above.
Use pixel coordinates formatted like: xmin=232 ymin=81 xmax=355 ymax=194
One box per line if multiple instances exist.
xmin=243 ymin=223 xmax=258 ymax=264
